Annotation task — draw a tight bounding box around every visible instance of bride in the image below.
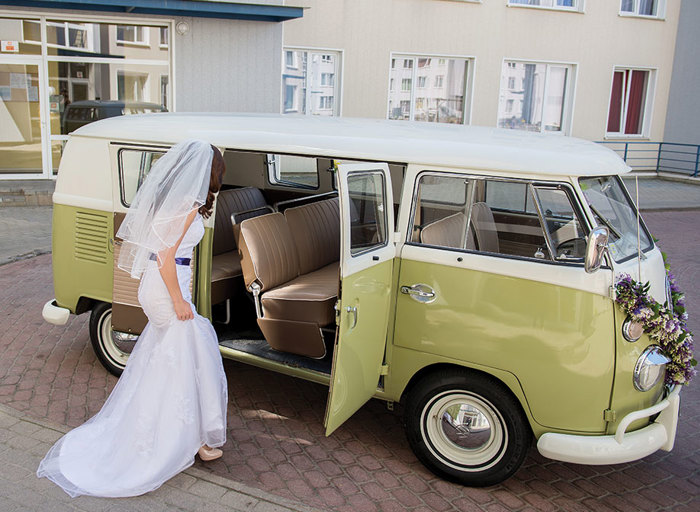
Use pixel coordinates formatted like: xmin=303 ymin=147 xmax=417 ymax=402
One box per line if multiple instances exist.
xmin=37 ymin=140 xmax=228 ymax=498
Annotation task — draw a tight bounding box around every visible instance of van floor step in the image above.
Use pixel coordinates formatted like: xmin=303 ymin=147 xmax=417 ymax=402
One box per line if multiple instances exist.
xmin=219 ymin=337 xmax=333 ymax=375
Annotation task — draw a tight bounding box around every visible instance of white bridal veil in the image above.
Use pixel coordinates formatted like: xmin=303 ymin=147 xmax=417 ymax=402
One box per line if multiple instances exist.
xmin=117 ymin=139 xmax=214 ymax=278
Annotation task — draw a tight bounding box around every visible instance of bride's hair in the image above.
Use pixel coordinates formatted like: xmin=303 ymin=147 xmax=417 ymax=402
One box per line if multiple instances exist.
xmin=198 ymin=146 xmax=225 ymax=219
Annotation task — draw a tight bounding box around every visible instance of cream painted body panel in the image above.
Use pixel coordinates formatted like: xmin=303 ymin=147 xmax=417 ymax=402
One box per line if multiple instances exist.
xmin=53 ymin=136 xmax=112 ymax=209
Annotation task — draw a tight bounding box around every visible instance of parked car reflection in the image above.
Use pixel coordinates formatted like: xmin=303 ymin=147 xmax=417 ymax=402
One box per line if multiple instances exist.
xmin=61 ymin=100 xmax=167 ymax=134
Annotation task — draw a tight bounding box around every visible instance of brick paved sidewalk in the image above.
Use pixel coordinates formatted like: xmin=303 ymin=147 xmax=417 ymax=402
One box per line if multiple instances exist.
xmin=0 ymin=211 xmax=698 ymax=512
xmin=0 ymin=403 xmax=323 ymax=512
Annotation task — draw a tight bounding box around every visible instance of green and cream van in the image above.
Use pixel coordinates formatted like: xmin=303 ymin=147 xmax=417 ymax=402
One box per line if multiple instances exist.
xmin=42 ymin=114 xmax=681 ymax=486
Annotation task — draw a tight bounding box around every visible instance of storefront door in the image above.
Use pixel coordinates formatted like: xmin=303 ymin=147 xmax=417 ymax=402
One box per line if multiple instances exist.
xmin=0 ymin=55 xmax=49 ymax=178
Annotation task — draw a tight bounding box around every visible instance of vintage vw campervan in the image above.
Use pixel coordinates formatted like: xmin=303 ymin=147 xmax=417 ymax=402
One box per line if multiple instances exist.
xmin=42 ymin=114 xmax=681 ymax=486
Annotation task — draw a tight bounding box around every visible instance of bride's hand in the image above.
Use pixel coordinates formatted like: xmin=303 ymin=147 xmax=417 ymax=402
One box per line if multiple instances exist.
xmin=174 ymin=299 xmax=194 ymax=321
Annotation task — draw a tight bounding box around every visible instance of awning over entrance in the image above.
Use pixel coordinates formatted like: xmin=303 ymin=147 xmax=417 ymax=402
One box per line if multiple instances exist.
xmin=4 ymin=0 xmax=304 ymax=23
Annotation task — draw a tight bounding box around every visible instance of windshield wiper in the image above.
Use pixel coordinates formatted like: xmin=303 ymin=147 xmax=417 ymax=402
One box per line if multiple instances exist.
xmin=588 ymin=204 xmax=622 ymax=239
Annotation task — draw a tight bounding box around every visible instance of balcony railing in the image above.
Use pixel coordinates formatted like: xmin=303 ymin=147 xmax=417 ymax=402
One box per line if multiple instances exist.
xmin=596 ymin=141 xmax=700 ymax=178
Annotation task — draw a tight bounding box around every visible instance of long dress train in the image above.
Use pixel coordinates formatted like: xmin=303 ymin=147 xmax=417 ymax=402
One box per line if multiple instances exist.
xmin=37 ymin=215 xmax=228 ymax=498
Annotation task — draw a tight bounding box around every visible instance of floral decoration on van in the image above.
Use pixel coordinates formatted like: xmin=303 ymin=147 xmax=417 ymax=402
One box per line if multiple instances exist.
xmin=615 ymin=273 xmax=696 ymax=386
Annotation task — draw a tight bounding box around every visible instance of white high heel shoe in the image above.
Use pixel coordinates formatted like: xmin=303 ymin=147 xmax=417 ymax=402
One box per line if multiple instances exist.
xmin=198 ymin=445 xmax=223 ymax=461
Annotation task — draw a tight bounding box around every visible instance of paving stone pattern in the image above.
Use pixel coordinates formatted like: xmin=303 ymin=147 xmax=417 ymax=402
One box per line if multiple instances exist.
xmin=0 ymin=404 xmax=322 ymax=512
xmin=0 ymin=212 xmax=698 ymax=511
xmin=0 ymin=206 xmax=52 ymax=265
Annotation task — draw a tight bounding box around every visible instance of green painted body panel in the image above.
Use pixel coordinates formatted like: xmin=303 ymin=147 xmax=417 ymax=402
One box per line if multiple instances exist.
xmin=393 ymin=259 xmax=615 ymax=433
xmin=196 ymin=227 xmax=214 ymax=320
xmin=52 ymin=204 xmax=113 ymax=312
xmin=325 ymin=259 xmax=393 ymax=435
xmin=606 ymin=305 xmax=665 ymax=434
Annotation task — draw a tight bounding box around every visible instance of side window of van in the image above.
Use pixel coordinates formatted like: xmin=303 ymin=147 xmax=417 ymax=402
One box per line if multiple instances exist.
xmin=119 ymin=149 xmax=165 ymax=206
xmin=411 ymin=174 xmax=586 ymax=262
xmin=348 ymin=172 xmax=387 ymax=255
xmin=266 ymin=154 xmax=319 ymax=189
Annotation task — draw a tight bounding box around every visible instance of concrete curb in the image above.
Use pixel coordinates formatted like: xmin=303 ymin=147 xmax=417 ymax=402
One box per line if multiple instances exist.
xmin=0 ymin=402 xmax=325 ymax=512
xmin=0 ymin=249 xmax=52 ymax=267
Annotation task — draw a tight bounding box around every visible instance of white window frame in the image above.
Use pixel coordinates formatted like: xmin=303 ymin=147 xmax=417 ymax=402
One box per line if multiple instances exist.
xmin=507 ymin=0 xmax=584 ymax=13
xmin=497 ymin=58 xmax=577 ymax=135
xmin=116 ymin=70 xmax=150 ymax=102
xmin=387 ymin=52 xmax=475 ymax=125
xmin=116 ymin=24 xmax=149 ymax=46
xmin=159 ymin=26 xmax=168 ymax=48
xmin=604 ymin=66 xmax=656 ymax=139
xmin=281 ymin=46 xmax=343 ymax=116
xmin=24 ymin=19 xmax=95 ymax=52
xmin=619 ymin=0 xmax=666 ymax=20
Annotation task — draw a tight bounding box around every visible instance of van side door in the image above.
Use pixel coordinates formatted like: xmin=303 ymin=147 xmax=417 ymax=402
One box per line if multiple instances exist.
xmin=393 ymin=172 xmax=615 ymax=433
xmin=324 ymin=163 xmax=395 ymax=435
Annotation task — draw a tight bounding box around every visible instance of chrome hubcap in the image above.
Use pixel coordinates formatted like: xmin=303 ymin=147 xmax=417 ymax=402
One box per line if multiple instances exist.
xmin=422 ymin=391 xmax=507 ymax=471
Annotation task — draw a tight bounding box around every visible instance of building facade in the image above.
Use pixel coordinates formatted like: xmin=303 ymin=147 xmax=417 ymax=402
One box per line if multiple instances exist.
xmin=0 ymin=0 xmax=301 ymax=179
xmin=282 ymin=0 xmax=680 ymax=142
xmin=1 ymin=1 xmax=685 ymax=180
xmin=664 ymin=0 xmax=699 ymax=144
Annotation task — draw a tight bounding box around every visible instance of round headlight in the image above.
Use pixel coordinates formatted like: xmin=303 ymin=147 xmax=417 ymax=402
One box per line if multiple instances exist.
xmin=634 ymin=346 xmax=671 ymax=392
xmin=622 ymin=317 xmax=644 ymax=342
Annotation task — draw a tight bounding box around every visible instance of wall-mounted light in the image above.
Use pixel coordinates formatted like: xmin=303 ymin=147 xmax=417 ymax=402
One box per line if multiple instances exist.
xmin=175 ymin=21 xmax=190 ymax=35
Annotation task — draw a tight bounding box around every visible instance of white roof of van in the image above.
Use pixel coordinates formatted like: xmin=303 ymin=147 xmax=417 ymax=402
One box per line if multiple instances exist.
xmin=73 ymin=113 xmax=630 ymax=176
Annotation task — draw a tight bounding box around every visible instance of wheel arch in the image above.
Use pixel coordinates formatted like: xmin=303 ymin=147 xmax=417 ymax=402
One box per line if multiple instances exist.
xmin=398 ymin=362 xmax=538 ymax=436
xmin=76 ymin=296 xmax=99 ymax=315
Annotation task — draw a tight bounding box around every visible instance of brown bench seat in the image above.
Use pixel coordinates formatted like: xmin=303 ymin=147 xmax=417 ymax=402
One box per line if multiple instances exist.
xmin=238 ymin=197 xmax=340 ymax=358
xmin=211 ymin=187 xmax=269 ymax=305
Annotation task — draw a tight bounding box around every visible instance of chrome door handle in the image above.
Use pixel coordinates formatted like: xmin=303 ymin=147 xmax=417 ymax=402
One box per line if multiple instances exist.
xmin=400 ymin=284 xmax=436 ymax=303
xmin=345 ymin=305 xmax=358 ymax=329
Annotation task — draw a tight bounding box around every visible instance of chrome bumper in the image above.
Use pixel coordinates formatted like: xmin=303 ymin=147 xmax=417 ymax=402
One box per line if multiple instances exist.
xmin=537 ymin=385 xmax=680 ymax=465
xmin=42 ymin=299 xmax=70 ymax=326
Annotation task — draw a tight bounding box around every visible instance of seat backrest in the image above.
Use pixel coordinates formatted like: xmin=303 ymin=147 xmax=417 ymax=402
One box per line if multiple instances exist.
xmin=213 ymin=187 xmax=268 ymax=256
xmin=471 ymin=202 xmax=499 ymax=253
xmin=285 ymin=198 xmax=340 ymax=275
xmin=420 ymin=212 xmax=475 ymax=250
xmin=238 ymin=213 xmax=300 ymax=291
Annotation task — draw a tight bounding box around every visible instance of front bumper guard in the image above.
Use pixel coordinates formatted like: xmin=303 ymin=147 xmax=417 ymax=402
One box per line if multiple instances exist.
xmin=537 ymin=385 xmax=680 ymax=465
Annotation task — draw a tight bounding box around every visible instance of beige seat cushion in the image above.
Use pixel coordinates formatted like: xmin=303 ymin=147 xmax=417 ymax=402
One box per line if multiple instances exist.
xmin=211 ymin=251 xmax=242 ymax=282
xmin=261 ymin=263 xmax=339 ymax=326
xmin=238 ymin=213 xmax=300 ymax=291
xmin=213 ymin=187 xmax=268 ymax=255
xmin=285 ymin=198 xmax=340 ymax=275
xmin=210 ymin=251 xmax=242 ymax=306
xmin=472 ymin=202 xmax=500 ymax=253
xmin=420 ymin=212 xmax=475 ymax=250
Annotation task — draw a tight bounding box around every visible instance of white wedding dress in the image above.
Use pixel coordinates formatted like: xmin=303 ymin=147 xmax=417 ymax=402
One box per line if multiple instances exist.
xmin=37 ymin=214 xmax=228 ymax=498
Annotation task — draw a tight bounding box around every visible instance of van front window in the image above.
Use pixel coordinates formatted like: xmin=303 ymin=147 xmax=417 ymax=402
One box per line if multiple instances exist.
xmin=579 ymin=176 xmax=653 ymax=263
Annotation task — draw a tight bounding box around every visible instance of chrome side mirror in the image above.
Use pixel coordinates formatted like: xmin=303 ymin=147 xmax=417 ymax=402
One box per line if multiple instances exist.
xmin=585 ymin=226 xmax=609 ymax=274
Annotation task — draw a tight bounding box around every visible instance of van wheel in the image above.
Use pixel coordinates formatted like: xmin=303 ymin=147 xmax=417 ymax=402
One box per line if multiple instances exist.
xmin=404 ymin=370 xmax=530 ymax=487
xmin=89 ymin=302 xmax=128 ymax=377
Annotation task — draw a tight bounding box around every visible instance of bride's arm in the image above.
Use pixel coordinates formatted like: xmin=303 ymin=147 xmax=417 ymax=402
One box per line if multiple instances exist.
xmin=156 ymin=209 xmax=198 ymax=321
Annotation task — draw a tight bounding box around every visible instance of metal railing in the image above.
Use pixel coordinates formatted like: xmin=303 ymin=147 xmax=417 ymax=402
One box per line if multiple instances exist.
xmin=597 ymin=141 xmax=700 ymax=177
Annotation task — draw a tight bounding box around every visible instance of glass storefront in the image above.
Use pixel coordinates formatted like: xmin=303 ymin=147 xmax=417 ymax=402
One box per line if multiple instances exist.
xmin=0 ymin=61 xmax=42 ymax=173
xmin=0 ymin=15 xmax=171 ymax=177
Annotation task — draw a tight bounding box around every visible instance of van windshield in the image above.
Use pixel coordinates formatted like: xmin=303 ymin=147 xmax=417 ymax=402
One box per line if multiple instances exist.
xmin=579 ymin=176 xmax=653 ymax=263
